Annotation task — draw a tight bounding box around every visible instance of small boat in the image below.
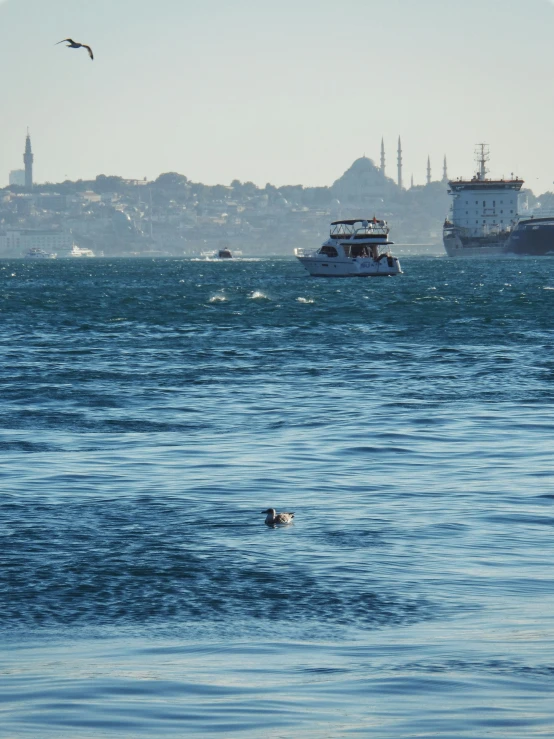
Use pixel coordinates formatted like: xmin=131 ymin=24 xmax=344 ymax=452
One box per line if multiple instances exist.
xmin=295 ymin=218 xmax=402 ymax=277
xmin=25 ymin=248 xmax=56 ymax=259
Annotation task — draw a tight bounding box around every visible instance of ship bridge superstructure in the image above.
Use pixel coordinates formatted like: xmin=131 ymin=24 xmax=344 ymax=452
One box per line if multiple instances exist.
xmin=446 ymin=145 xmax=523 ymax=239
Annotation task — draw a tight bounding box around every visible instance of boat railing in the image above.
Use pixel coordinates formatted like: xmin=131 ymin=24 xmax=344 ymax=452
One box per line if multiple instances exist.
xmin=330 ymin=221 xmax=389 ymax=239
xmin=519 ymin=208 xmax=554 ymax=221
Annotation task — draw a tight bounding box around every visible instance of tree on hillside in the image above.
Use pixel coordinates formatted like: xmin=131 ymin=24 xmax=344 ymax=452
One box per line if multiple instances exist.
xmin=94 ymin=175 xmax=124 ymax=194
xmin=209 ymin=184 xmax=230 ymax=201
xmin=153 ymin=172 xmax=189 ymax=188
xmin=278 ymin=185 xmax=304 ymax=203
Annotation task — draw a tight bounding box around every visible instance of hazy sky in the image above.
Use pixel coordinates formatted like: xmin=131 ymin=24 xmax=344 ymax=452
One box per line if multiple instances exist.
xmin=2 ymin=0 xmax=554 ymax=192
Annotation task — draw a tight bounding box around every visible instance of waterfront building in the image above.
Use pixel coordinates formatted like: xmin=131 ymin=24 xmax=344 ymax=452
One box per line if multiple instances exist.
xmin=0 ymin=228 xmax=72 ymax=255
xmin=9 ymin=169 xmax=25 ymax=186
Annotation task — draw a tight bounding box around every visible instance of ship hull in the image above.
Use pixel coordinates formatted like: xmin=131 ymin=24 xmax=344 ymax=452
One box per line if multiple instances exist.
xmin=504 ymin=218 xmax=554 ymax=256
xmin=443 ymin=230 xmax=508 ymax=257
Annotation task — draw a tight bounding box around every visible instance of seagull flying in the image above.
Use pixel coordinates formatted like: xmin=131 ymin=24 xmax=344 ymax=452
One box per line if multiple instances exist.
xmin=56 ymin=38 xmax=94 ymax=60
xmin=262 ymin=508 xmax=295 ymax=526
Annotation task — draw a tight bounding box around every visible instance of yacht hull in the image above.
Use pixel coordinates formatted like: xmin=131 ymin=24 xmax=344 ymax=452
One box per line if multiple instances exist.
xmin=296 ymin=256 xmax=402 ymax=277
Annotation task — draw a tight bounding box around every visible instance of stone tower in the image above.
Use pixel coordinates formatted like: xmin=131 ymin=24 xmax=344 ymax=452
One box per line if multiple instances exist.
xmin=23 ymin=131 xmax=33 ymax=190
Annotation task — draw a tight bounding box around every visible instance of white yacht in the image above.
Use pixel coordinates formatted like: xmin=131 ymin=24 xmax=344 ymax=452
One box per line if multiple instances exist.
xmin=67 ymin=245 xmax=95 ymax=258
xmin=295 ymin=218 xmax=402 ymax=277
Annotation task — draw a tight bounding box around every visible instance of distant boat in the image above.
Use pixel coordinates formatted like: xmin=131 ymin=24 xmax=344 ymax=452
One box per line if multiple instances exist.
xmin=67 ymin=245 xmax=95 ymax=258
xmin=25 ymin=247 xmax=56 ymax=259
xmin=200 ymin=248 xmax=233 ymax=259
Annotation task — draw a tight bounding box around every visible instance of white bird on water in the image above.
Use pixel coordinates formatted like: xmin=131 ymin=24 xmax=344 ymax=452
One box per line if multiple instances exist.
xmin=262 ymin=508 xmax=294 ymax=526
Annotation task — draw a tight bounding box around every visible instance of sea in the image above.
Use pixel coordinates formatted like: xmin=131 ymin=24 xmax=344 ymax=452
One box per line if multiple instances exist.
xmin=1 ymin=255 xmax=554 ymax=738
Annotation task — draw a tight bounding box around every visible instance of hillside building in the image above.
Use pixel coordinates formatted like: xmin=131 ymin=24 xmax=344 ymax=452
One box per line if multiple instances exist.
xmin=9 ymin=170 xmax=25 ymax=186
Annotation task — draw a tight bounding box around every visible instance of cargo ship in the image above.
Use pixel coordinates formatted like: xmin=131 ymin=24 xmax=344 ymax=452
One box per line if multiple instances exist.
xmin=443 ymin=146 xmax=523 ymax=257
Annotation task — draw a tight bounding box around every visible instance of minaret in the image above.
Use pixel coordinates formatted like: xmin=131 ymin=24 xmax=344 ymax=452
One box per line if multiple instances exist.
xmin=426 ymin=156 xmax=431 ymax=185
xmin=411 ymin=174 xmax=414 ymax=189
xmin=380 ymin=137 xmax=386 ymax=177
xmin=23 ymin=130 xmax=33 ymax=190
xmin=442 ymin=155 xmax=448 ymax=183
xmin=397 ymin=136 xmax=403 ymax=189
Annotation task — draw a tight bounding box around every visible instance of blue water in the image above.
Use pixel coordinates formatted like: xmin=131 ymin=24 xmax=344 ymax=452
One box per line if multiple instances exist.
xmin=1 ymin=256 xmax=554 ymax=738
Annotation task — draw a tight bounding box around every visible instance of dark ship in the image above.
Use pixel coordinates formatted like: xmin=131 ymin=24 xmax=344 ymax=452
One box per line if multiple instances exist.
xmin=504 ymin=216 xmax=554 ymax=256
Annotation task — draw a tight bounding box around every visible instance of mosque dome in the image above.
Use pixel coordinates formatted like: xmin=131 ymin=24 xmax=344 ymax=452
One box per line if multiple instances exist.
xmin=331 ymin=156 xmax=396 ymax=203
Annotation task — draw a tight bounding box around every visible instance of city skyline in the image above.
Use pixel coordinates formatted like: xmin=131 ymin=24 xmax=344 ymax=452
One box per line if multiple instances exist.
xmin=2 ymin=0 xmax=554 ymax=193
xmin=8 ymin=131 xmax=452 ymax=191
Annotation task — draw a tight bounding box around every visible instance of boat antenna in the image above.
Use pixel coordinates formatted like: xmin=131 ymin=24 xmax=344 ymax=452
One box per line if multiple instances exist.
xmin=475 ymin=143 xmax=489 ymax=180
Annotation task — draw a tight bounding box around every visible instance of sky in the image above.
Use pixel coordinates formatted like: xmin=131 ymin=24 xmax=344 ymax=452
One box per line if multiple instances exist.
xmin=1 ymin=0 xmax=554 ymax=193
